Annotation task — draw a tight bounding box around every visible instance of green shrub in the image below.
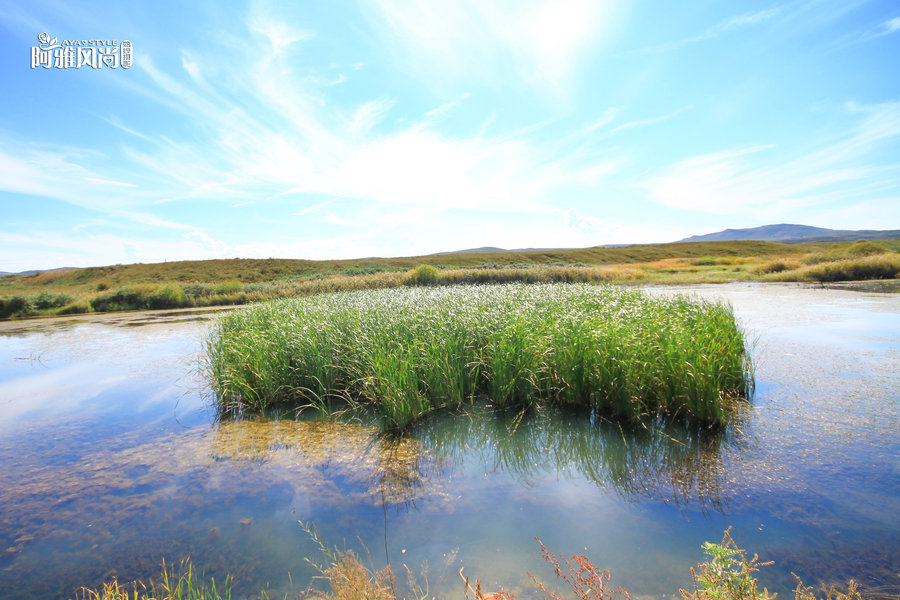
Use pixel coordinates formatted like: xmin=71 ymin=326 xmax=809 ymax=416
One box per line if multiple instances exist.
xmin=57 ymin=301 xmax=91 ymax=315
xmin=407 ymin=264 xmax=440 ymax=285
xmin=844 ymin=240 xmax=887 ymax=256
xmin=91 ymin=285 xmax=153 ymax=311
xmin=693 ymin=257 xmax=719 ymax=266
xmin=0 ymin=295 xmax=33 ymax=318
xmin=33 ymin=292 xmax=75 ymax=310
xmin=149 ymin=284 xmax=188 ymax=309
xmin=213 ymin=280 xmax=243 ymax=294
xmin=91 ymin=284 xmax=190 ymax=311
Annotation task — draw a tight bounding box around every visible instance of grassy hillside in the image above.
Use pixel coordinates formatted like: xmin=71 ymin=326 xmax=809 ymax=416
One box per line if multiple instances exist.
xmin=1 ymin=239 xmax=898 ymax=319
xmin=0 ymin=240 xmax=850 ymax=286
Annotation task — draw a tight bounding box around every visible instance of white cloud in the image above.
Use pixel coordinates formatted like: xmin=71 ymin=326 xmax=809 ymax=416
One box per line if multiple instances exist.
xmin=643 ymin=102 xmax=900 ymax=219
xmin=586 ymin=107 xmax=622 ymax=132
xmin=346 ymin=99 xmax=395 ymax=139
xmin=557 ymin=208 xmax=692 ymax=246
xmin=592 ymin=106 xmax=692 ymax=140
xmin=365 ymin=0 xmax=617 ymax=96
xmin=248 ymin=17 xmax=313 ymax=54
xmin=425 ymin=93 xmax=471 ymax=120
xmin=84 ymin=177 xmax=137 ymax=187
xmin=630 ymin=3 xmax=791 ymax=54
xmin=118 ymin=211 xmax=195 ymax=231
xmin=1 ymin=6 xmax=626 ymax=259
xmin=0 ymin=229 xmax=235 ymax=272
xmin=73 ymin=15 xmax=620 ymax=220
xmin=184 ymin=231 xmax=231 ymax=253
xmin=294 ymin=197 xmax=341 ymax=216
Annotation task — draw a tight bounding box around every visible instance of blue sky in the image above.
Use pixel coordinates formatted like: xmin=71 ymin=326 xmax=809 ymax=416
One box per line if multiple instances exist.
xmin=1 ymin=0 xmax=899 ymax=271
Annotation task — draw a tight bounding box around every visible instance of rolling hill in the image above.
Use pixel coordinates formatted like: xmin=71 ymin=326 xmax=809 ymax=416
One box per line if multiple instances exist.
xmin=678 ymin=224 xmax=900 ymax=243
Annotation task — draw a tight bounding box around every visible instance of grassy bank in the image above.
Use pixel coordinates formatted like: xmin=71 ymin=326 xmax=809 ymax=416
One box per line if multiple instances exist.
xmin=205 ymin=283 xmax=752 ymax=430
xmin=2 ymin=239 xmax=898 ymax=320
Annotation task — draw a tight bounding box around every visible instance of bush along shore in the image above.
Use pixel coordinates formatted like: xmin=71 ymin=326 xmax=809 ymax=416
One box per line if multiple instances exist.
xmin=205 ymin=283 xmax=753 ymax=430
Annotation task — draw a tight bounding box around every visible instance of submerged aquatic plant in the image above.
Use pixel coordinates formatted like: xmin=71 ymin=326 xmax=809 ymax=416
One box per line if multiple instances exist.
xmin=205 ymin=283 xmax=753 ymax=430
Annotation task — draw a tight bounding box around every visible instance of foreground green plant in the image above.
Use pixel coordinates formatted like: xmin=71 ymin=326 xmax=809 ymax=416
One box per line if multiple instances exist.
xmin=681 ymin=528 xmax=774 ymax=600
xmin=73 ymin=559 xmax=233 ymax=600
xmin=206 ymin=283 xmax=753 ymax=430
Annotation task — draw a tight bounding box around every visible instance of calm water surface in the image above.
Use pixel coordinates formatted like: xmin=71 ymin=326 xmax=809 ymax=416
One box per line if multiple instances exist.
xmin=0 ymin=285 xmax=897 ymax=599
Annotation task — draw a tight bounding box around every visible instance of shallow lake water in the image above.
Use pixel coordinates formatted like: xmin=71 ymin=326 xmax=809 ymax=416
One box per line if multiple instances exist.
xmin=0 ymin=285 xmax=897 ymax=600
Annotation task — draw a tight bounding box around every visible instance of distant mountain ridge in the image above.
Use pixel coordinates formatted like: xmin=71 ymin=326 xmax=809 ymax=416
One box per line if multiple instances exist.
xmin=0 ymin=267 xmax=76 ymax=278
xmin=436 ymin=246 xmax=572 ymax=255
xmin=677 ymin=224 xmax=900 ymax=243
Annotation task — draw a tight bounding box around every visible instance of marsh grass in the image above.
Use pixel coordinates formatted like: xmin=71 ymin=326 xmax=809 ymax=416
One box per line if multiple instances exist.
xmin=73 ymin=559 xmax=233 ymax=600
xmin=800 ymin=253 xmax=899 ymax=282
xmin=801 ymin=241 xmax=888 ymax=265
xmin=206 ymin=283 xmax=752 ymax=430
xmin=754 ymin=259 xmax=803 ymax=275
xmin=764 ymin=253 xmax=900 ymax=283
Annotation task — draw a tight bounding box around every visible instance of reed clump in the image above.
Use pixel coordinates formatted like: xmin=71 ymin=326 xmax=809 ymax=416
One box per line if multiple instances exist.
xmin=764 ymin=253 xmax=900 ymax=283
xmin=801 ymin=253 xmax=899 ymax=282
xmin=754 ymin=259 xmax=802 ymax=275
xmin=205 ymin=283 xmax=752 ymax=430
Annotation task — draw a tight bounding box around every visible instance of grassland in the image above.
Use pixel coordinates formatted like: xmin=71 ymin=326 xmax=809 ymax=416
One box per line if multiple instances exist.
xmin=1 ymin=239 xmax=898 ymax=319
xmin=205 ymin=283 xmax=752 ymax=430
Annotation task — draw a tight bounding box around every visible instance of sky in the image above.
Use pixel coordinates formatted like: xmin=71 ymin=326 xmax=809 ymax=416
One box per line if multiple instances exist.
xmin=1 ymin=0 xmax=899 ymax=272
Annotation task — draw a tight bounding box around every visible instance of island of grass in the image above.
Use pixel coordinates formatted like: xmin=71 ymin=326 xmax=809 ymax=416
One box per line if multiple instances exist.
xmin=205 ymin=283 xmax=753 ymax=430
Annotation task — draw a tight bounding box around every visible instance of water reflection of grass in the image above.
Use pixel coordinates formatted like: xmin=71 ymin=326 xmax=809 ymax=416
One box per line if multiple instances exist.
xmin=206 ymin=283 xmax=753 ymax=430
xmin=0 ymin=418 xmax=446 ymax=599
xmin=411 ymin=403 xmax=738 ymax=510
xmin=206 ymin=418 xmax=448 ymax=506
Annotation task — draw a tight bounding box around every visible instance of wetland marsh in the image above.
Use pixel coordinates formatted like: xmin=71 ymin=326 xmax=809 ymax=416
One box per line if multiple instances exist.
xmin=0 ymin=284 xmax=897 ymax=599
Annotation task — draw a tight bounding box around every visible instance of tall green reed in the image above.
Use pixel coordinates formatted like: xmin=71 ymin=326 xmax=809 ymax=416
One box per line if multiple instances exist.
xmin=205 ymin=283 xmax=753 ymax=430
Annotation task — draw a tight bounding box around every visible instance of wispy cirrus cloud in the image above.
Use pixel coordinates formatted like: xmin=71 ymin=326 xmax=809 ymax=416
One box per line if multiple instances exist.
xmin=846 ymin=15 xmax=900 ymax=44
xmin=0 ymin=7 xmax=623 ymax=267
xmin=643 ymin=102 xmax=900 ymax=220
xmin=95 ymin=14 xmax=619 ymax=215
xmin=587 ymin=106 xmax=692 ymax=141
xmin=248 ymin=16 xmax=314 ymax=54
xmin=628 ymin=2 xmax=793 ymax=54
xmin=885 ymin=16 xmax=900 ymax=34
